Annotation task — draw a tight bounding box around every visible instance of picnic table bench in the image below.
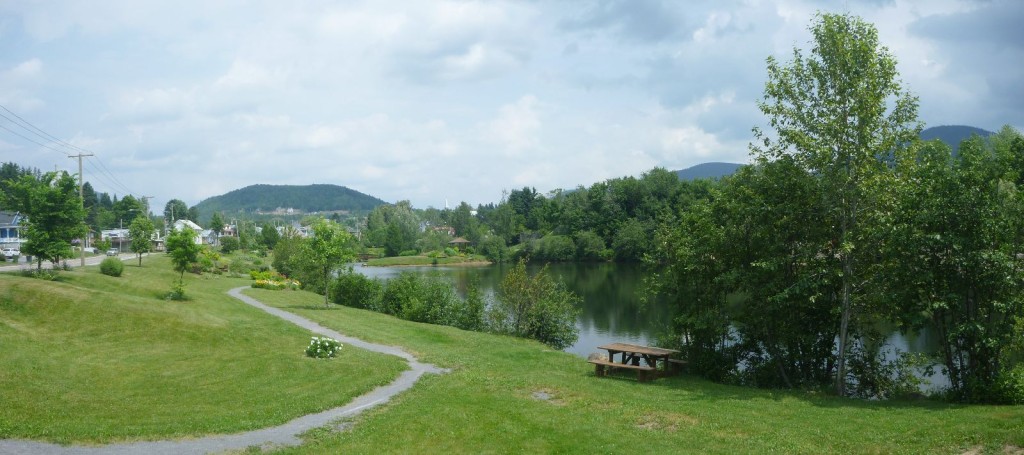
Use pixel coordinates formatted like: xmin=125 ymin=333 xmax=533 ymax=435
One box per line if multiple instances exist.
xmin=589 ymin=342 xmax=681 ymax=382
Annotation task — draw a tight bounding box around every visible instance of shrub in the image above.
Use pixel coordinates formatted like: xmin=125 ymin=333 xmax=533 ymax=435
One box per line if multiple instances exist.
xmin=99 ymin=257 xmax=124 ymax=277
xmin=378 ymin=272 xmax=459 ymax=325
xmin=574 ymin=230 xmax=607 ymax=261
xmin=305 ymin=336 xmax=343 ymax=358
xmin=534 ymin=235 xmax=575 ymax=262
xmin=478 ymin=235 xmax=510 ymax=263
xmin=490 ymin=259 xmax=580 ymax=350
xmin=330 ymin=269 xmax=383 ymax=309
xmin=220 ymin=235 xmax=240 ymax=254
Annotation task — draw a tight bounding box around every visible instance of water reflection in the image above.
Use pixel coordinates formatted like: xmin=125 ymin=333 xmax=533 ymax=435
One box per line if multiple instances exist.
xmin=352 ymin=262 xmax=947 ymax=392
xmin=351 ymin=262 xmax=672 ymax=358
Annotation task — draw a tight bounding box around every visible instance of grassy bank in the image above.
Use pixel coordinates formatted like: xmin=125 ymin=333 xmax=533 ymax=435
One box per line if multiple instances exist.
xmin=0 ymin=256 xmax=406 ymax=444
xmin=248 ymin=288 xmax=1024 ymax=454
xmin=365 ymin=255 xmax=491 ymax=267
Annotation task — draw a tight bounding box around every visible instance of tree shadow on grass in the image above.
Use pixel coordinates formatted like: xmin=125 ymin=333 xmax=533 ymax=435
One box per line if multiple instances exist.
xmin=643 ymin=372 xmax=969 ymax=412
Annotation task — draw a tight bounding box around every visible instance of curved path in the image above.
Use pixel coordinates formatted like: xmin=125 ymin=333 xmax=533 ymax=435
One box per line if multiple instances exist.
xmin=0 ymin=287 xmax=447 ymax=455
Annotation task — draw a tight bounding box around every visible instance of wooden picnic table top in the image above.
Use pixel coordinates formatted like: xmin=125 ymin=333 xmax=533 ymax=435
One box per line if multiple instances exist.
xmin=598 ymin=343 xmax=679 ymax=357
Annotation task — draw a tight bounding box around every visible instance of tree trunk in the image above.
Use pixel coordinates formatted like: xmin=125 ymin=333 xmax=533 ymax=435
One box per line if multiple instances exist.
xmin=323 ymin=268 xmax=330 ymax=307
xmin=835 ymin=270 xmax=852 ymax=396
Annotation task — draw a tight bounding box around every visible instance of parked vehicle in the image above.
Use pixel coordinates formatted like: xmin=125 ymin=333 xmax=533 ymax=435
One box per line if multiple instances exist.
xmin=2 ymin=248 xmax=19 ymax=259
xmin=106 ymin=248 xmax=119 ymax=256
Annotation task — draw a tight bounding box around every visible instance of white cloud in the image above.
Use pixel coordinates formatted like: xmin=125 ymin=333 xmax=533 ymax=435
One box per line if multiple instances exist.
xmin=0 ymin=0 xmax=1020 ymax=210
xmin=486 ymin=95 xmax=541 ymax=155
xmin=215 ymin=59 xmax=288 ymax=90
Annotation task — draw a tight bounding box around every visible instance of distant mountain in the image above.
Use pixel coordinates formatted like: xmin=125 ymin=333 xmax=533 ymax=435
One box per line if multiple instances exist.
xmin=674 ymin=162 xmax=744 ymax=180
xmin=193 ymin=184 xmax=386 ymax=218
xmin=920 ymin=125 xmax=994 ymax=153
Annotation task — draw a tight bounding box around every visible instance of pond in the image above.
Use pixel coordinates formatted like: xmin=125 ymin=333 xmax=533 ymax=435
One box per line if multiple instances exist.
xmin=353 ymin=262 xmax=672 ymax=358
xmin=354 ymin=261 xmax=948 ymax=391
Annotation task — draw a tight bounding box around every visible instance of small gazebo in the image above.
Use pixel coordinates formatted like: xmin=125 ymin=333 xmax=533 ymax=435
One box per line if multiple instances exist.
xmin=448 ymin=237 xmax=471 ymax=250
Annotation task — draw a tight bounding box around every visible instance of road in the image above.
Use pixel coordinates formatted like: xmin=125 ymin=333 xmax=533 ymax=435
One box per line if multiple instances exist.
xmin=0 ymin=253 xmax=136 ymax=273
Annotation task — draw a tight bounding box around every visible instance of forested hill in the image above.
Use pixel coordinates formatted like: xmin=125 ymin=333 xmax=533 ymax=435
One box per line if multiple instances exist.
xmin=193 ymin=184 xmax=386 ymax=217
xmin=920 ymin=125 xmax=994 ymax=152
xmin=673 ymin=162 xmax=744 ymax=180
xmin=670 ymin=127 xmax=991 ymax=181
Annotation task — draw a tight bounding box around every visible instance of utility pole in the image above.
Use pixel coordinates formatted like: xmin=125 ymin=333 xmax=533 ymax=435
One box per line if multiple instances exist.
xmin=69 ymin=153 xmax=93 ymax=267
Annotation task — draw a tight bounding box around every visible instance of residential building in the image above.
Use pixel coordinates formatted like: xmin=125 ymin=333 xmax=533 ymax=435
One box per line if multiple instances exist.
xmin=0 ymin=211 xmax=24 ymax=249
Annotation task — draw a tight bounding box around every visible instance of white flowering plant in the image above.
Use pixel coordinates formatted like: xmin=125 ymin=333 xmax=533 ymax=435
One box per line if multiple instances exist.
xmin=305 ymin=336 xmax=343 ymax=358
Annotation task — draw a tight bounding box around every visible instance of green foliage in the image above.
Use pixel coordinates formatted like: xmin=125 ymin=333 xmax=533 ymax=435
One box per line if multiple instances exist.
xmin=330 ymin=268 xmax=384 ymax=309
xmin=128 ymin=216 xmax=155 ymax=267
xmin=260 ymin=222 xmax=280 ymax=249
xmin=416 ymin=229 xmax=451 ymax=254
xmin=366 ymin=201 xmax=420 ymax=255
xmin=884 ymin=133 xmax=1024 ymax=403
xmin=457 ymin=276 xmax=487 ymax=332
xmin=219 ymin=236 xmax=240 ymax=254
xmin=6 ymin=171 xmax=87 ymax=272
xmin=94 ymin=238 xmax=112 ymax=254
xmin=208 ymin=212 xmax=225 ymax=235
xmin=228 ymin=254 xmax=266 ymax=276
xmin=304 ymin=336 xmax=343 ymax=359
xmin=529 ymin=234 xmax=576 ymax=262
xmin=165 ymin=227 xmax=201 ymax=298
xmin=750 ymin=12 xmax=920 ymax=396
xmin=271 ymin=226 xmax=302 ymax=277
xmin=375 ymin=272 xmax=460 ymax=325
xmin=163 ymin=199 xmax=188 ymax=224
xmin=478 ymin=235 xmax=510 ymax=263
xmin=99 ymin=257 xmax=124 ymax=277
xmin=611 ymin=218 xmax=648 ymax=262
xmin=573 ymin=230 xmax=608 ymax=262
xmin=291 ymin=218 xmax=356 ymax=306
xmin=491 ymin=259 xmax=580 ymax=350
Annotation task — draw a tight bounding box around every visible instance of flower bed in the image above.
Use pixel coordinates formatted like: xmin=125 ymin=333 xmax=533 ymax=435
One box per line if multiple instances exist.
xmin=305 ymin=336 xmax=343 ymax=358
xmin=250 ymin=270 xmax=300 ymax=290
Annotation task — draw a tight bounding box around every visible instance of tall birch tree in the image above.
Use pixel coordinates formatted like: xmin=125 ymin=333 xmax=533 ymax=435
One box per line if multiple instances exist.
xmin=752 ymin=13 xmax=920 ymax=395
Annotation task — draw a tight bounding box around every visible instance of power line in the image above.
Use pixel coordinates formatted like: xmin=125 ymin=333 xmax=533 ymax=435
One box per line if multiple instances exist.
xmin=88 ymin=155 xmax=134 ymax=195
xmin=0 ymin=121 xmax=70 ymax=156
xmin=0 ymin=103 xmax=141 ymax=198
xmin=0 ymin=103 xmax=94 ymax=155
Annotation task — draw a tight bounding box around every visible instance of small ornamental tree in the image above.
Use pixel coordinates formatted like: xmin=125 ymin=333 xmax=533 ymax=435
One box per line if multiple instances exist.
xmin=296 ymin=218 xmax=356 ymax=306
xmin=128 ymin=216 xmax=155 ymax=267
xmin=166 ymin=227 xmax=201 ymax=299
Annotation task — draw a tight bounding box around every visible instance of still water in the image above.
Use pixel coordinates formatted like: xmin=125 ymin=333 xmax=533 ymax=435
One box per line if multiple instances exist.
xmin=354 ymin=262 xmax=673 ymax=358
xmin=355 ymin=262 xmax=948 ymax=391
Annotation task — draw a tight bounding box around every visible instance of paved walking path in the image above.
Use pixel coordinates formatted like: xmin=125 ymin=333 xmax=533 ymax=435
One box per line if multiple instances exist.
xmin=0 ymin=287 xmax=447 ymax=455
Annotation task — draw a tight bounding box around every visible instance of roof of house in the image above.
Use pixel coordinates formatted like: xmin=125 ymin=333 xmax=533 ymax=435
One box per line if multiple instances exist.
xmin=173 ymin=219 xmax=203 ymax=231
xmin=0 ymin=211 xmax=22 ymax=227
xmin=449 ymin=237 xmax=471 ymax=244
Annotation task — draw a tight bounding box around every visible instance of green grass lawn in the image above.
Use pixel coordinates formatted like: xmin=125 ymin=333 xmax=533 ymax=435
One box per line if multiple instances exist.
xmin=0 ymin=255 xmax=407 ymax=444
xmin=2 ymin=255 xmax=1022 ymax=453
xmin=365 ymin=255 xmax=491 ymax=267
xmin=248 ymin=289 xmax=1024 ymax=455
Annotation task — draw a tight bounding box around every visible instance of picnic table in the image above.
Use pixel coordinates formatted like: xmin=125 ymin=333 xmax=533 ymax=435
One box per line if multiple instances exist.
xmin=589 ymin=342 xmax=681 ymax=382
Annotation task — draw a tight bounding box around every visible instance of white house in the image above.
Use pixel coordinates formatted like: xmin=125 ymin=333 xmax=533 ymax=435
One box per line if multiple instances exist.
xmin=171 ymin=219 xmax=204 ymax=245
xmin=0 ymin=211 xmax=24 ymax=249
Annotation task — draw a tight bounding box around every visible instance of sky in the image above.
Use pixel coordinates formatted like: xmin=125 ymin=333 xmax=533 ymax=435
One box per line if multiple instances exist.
xmin=1 ymin=0 xmax=1022 ymax=214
